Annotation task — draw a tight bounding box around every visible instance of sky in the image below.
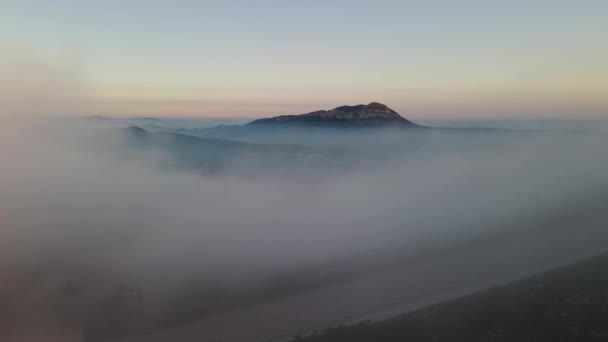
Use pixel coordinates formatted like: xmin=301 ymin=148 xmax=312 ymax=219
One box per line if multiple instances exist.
xmin=1 ymin=0 xmax=607 ymax=119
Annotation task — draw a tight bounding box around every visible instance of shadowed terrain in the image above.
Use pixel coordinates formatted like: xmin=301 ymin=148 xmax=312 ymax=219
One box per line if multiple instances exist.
xmin=294 ymin=252 xmax=608 ymax=342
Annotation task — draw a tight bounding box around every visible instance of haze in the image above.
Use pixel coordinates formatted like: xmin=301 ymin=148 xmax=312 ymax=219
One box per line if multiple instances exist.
xmin=1 ymin=2 xmax=608 ymax=342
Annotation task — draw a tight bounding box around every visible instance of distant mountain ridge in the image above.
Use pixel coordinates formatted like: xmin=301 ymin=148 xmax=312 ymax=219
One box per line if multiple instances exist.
xmin=249 ymin=102 xmax=418 ymax=127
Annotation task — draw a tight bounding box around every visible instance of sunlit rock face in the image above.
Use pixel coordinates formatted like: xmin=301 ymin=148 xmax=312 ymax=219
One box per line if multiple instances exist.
xmin=249 ymin=102 xmax=419 ymax=127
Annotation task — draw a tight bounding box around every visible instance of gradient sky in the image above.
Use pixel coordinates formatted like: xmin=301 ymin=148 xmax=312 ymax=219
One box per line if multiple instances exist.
xmin=1 ymin=0 xmax=607 ymax=119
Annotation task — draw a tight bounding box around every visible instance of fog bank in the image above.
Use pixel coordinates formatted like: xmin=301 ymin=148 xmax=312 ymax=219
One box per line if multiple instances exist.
xmin=1 ymin=118 xmax=607 ymax=341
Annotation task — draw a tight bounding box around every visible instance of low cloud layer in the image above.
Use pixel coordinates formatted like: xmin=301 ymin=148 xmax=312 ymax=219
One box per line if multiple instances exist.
xmin=1 ymin=117 xmax=608 ymax=341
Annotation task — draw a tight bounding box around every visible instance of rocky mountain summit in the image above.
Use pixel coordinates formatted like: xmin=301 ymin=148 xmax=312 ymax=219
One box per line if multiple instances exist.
xmin=249 ymin=102 xmax=418 ymax=127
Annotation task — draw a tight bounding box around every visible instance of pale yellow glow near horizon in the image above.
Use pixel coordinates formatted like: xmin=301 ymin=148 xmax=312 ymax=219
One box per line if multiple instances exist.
xmin=89 ymin=81 xmax=608 ymax=119
xmin=1 ymin=49 xmax=606 ymax=119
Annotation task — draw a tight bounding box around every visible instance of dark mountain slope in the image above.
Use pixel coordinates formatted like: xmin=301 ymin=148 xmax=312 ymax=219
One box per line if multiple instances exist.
xmin=249 ymin=102 xmax=418 ymax=127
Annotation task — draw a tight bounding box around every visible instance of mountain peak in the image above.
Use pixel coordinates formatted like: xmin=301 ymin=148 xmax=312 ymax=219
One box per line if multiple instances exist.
xmin=368 ymin=101 xmax=388 ymax=108
xmin=249 ymin=103 xmax=417 ymax=127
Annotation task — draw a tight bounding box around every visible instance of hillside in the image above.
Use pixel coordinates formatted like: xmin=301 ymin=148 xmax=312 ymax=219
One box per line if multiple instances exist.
xmin=248 ymin=102 xmax=418 ymax=127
